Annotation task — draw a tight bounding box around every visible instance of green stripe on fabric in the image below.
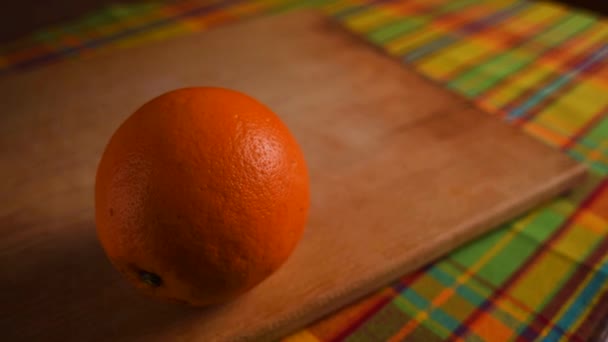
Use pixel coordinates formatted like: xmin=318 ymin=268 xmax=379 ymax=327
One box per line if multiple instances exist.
xmin=449 ymin=225 xmax=508 ymax=267
xmin=583 ymin=116 xmax=608 ymax=144
xmin=475 ymin=233 xmax=540 ymax=286
xmin=448 ymin=51 xmax=533 ymax=96
xmin=535 ymin=12 xmax=597 ymax=46
xmin=367 ymin=17 xmax=427 ymax=44
xmin=519 ymin=200 xmax=574 ymax=242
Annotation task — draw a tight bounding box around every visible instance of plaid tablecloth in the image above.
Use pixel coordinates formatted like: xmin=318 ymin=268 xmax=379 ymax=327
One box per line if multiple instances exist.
xmin=3 ymin=0 xmax=608 ymax=341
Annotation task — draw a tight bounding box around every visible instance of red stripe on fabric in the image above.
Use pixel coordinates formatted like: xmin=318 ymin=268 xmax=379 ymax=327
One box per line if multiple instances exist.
xmin=561 ymin=107 xmax=608 ymax=150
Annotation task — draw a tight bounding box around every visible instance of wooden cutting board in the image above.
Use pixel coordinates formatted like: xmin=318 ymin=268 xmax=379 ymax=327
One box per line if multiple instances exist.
xmin=0 ymin=11 xmax=586 ymax=342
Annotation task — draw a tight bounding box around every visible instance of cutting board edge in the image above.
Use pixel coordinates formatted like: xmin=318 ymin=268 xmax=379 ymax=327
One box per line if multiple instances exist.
xmin=245 ymin=162 xmax=587 ymax=341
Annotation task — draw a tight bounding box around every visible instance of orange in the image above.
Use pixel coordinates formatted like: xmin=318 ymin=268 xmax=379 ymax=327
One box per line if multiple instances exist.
xmin=95 ymin=87 xmax=310 ymax=306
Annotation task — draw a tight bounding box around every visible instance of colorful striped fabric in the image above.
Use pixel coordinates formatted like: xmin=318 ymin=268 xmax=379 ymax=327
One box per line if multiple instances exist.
xmin=3 ymin=0 xmax=608 ymax=340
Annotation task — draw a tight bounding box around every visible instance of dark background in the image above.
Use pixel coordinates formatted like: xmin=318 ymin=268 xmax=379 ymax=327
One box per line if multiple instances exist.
xmin=0 ymin=0 xmax=606 ymax=44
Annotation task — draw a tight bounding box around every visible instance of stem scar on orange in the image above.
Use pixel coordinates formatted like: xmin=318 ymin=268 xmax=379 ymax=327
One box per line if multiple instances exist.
xmin=95 ymin=87 xmax=310 ymax=306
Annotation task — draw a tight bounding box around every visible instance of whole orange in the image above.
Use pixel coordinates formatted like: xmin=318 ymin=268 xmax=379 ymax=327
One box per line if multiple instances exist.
xmin=95 ymin=87 xmax=310 ymax=306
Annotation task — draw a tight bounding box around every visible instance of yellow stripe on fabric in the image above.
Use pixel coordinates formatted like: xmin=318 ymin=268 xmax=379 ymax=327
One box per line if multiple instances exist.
xmin=483 ymin=64 xmax=554 ymax=108
xmin=342 ymin=6 xmax=399 ymax=32
xmin=507 ymin=2 xmax=567 ymax=28
xmin=508 ymin=251 xmax=574 ymax=311
xmin=535 ymin=81 xmax=608 ymax=137
xmin=552 ymin=224 xmax=601 ymax=262
xmin=416 ymin=38 xmax=493 ymax=80
xmin=534 ymin=111 xmax=593 ymax=142
xmin=282 ymin=330 xmax=321 ymax=342
xmin=386 ymin=28 xmax=443 ymax=56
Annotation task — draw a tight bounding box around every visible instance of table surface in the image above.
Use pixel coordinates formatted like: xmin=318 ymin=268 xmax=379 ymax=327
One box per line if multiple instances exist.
xmin=1 ymin=0 xmax=608 ymax=341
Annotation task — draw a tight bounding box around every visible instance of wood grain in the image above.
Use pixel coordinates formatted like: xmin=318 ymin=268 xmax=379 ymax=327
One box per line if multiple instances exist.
xmin=0 ymin=11 xmax=586 ymax=341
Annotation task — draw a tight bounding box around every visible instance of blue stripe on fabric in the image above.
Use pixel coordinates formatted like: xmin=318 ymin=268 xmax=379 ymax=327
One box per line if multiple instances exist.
xmin=430 ymin=265 xmax=487 ymax=306
xmin=544 ymin=263 xmax=608 ymax=341
xmin=401 ymin=287 xmax=431 ymax=310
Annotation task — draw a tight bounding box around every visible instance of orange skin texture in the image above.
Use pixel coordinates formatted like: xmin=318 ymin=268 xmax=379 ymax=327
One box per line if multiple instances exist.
xmin=95 ymin=87 xmax=310 ymax=306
